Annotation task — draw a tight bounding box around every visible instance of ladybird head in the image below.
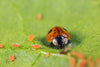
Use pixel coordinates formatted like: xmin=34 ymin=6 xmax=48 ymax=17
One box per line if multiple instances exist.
xmin=52 ymin=35 xmax=69 ymax=49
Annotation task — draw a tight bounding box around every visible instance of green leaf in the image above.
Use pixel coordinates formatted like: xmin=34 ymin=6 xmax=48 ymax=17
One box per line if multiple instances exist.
xmin=0 ymin=0 xmax=100 ymax=67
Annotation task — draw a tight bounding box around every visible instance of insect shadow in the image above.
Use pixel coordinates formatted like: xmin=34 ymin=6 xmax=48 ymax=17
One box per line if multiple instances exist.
xmin=36 ymin=36 xmax=57 ymax=49
xmin=70 ymin=32 xmax=82 ymax=46
xmin=37 ymin=32 xmax=83 ymax=49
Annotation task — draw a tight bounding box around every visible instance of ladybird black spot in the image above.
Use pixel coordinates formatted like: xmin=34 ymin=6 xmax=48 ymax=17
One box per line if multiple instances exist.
xmin=52 ymin=35 xmax=54 ymax=37
xmin=54 ymin=30 xmax=56 ymax=31
xmin=54 ymin=32 xmax=56 ymax=34
xmin=48 ymin=29 xmax=52 ymax=34
xmin=63 ymin=28 xmax=67 ymax=31
xmin=62 ymin=31 xmax=64 ymax=33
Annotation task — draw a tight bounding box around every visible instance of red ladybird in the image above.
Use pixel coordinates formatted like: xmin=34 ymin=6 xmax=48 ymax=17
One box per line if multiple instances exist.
xmin=46 ymin=26 xmax=70 ymax=48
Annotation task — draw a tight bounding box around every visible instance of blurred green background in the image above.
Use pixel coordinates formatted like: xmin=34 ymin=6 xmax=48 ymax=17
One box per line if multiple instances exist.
xmin=0 ymin=0 xmax=100 ymax=67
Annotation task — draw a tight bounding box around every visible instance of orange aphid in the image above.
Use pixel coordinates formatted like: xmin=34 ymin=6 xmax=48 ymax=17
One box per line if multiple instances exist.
xmin=46 ymin=52 xmax=50 ymax=58
xmin=97 ymin=64 xmax=100 ymax=67
xmin=28 ymin=35 xmax=34 ymax=41
xmin=8 ymin=55 xmax=15 ymax=61
xmin=95 ymin=58 xmax=100 ymax=63
xmin=70 ymin=57 xmax=76 ymax=67
xmin=79 ymin=60 xmax=87 ymax=67
xmin=95 ymin=58 xmax=100 ymax=67
xmin=57 ymin=52 xmax=60 ymax=55
xmin=88 ymin=61 xmax=94 ymax=67
xmin=37 ymin=13 xmax=42 ymax=20
xmin=71 ymin=52 xmax=85 ymax=59
xmin=0 ymin=44 xmax=3 ymax=48
xmin=32 ymin=45 xmax=40 ymax=49
xmin=13 ymin=44 xmax=19 ymax=48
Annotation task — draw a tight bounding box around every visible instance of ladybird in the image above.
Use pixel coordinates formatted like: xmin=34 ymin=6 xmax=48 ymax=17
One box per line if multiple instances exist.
xmin=46 ymin=26 xmax=70 ymax=49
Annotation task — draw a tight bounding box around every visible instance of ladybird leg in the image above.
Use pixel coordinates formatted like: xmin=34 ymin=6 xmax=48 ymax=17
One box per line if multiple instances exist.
xmin=50 ymin=42 xmax=55 ymax=47
xmin=59 ymin=43 xmax=72 ymax=54
xmin=59 ymin=47 xmax=71 ymax=54
xmin=67 ymin=40 xmax=70 ymax=45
